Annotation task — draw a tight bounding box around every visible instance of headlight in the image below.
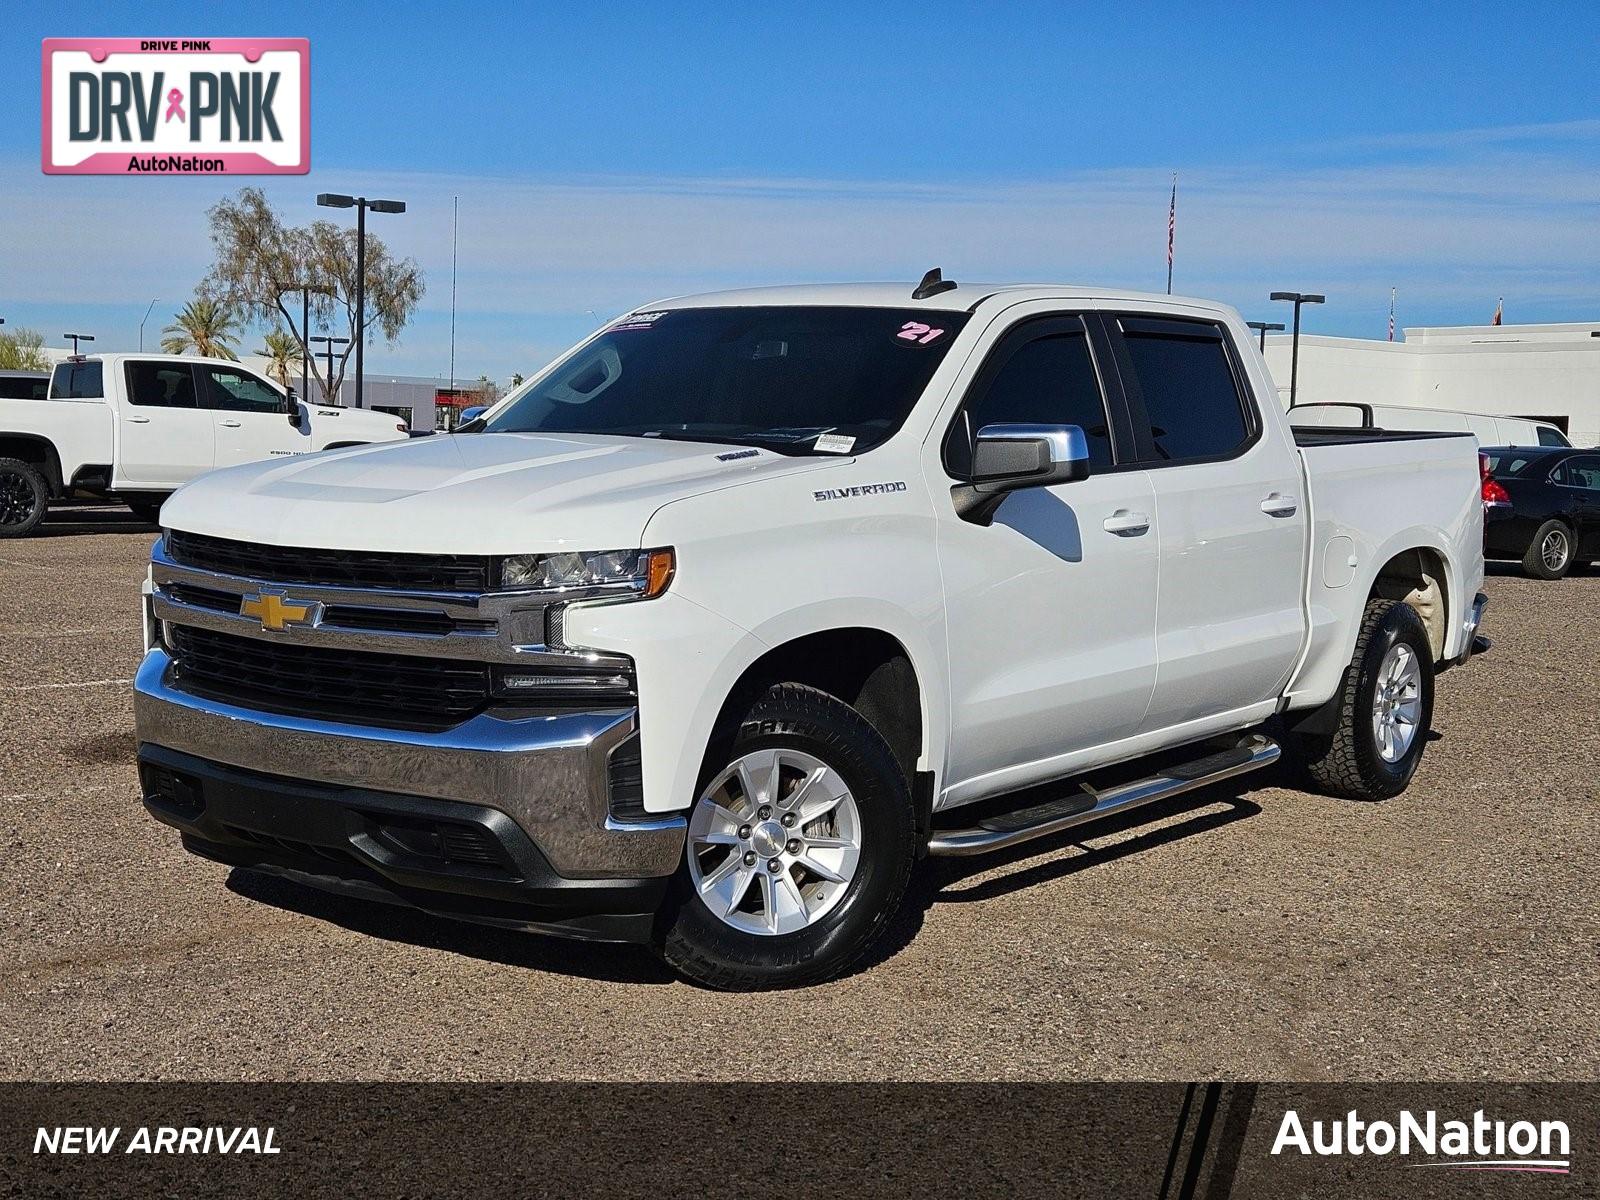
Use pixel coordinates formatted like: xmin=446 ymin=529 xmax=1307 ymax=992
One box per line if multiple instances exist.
xmin=496 ymin=547 xmax=675 ymax=597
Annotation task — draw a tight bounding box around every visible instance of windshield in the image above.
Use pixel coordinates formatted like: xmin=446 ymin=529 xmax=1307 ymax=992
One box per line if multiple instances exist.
xmin=483 ymin=306 xmax=970 ymax=454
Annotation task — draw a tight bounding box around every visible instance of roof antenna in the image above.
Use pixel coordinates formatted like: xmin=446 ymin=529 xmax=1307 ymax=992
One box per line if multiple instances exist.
xmin=912 ymin=267 xmax=957 ymax=301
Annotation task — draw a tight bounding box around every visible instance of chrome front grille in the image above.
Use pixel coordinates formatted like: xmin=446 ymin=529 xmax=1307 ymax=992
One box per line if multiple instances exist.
xmin=148 ymin=531 xmax=637 ymax=727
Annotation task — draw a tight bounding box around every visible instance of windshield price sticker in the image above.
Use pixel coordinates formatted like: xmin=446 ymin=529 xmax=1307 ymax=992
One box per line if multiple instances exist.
xmin=814 ymin=433 xmax=856 ymax=454
xmin=42 ymin=38 xmax=310 ymax=175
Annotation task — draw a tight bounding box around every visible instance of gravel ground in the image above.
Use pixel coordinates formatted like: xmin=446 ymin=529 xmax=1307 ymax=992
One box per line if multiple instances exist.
xmin=1 ymin=505 xmax=1596 ymax=1082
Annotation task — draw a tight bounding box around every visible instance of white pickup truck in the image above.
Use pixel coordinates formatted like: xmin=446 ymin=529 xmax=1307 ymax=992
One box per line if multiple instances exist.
xmin=132 ymin=279 xmax=1488 ymax=990
xmin=0 ymin=352 xmax=407 ymax=536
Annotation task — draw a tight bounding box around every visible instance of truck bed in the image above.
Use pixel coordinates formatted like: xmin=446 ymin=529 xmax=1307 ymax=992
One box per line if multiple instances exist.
xmin=1284 ymin=427 xmax=1485 ymax=710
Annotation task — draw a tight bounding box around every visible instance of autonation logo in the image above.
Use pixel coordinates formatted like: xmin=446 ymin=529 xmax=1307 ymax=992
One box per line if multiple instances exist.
xmin=1272 ymin=1108 xmax=1571 ymax=1175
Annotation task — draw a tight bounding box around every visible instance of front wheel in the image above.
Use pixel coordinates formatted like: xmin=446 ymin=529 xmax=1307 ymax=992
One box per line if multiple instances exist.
xmin=1523 ymin=519 xmax=1575 ymax=580
xmin=656 ymin=683 xmax=916 ymax=990
xmin=1290 ymin=598 xmax=1435 ymax=801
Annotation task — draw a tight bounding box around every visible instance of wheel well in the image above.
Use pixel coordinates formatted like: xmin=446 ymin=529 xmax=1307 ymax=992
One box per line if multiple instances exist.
xmin=717 ymin=629 xmax=923 ymax=781
xmin=1370 ymin=547 xmax=1449 ymax=660
xmin=0 ymin=435 xmax=63 ymax=495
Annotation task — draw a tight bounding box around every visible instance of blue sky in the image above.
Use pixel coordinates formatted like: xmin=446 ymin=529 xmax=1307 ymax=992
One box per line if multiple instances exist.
xmin=3 ymin=1 xmax=1597 ymax=381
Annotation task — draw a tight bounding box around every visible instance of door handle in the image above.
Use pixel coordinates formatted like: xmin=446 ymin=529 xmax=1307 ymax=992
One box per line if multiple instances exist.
xmin=1260 ymin=493 xmax=1299 ymax=517
xmin=126 ymin=416 xmax=151 ymax=424
xmin=219 ymin=419 xmax=242 ymax=428
xmin=1103 ymin=509 xmax=1151 ymax=536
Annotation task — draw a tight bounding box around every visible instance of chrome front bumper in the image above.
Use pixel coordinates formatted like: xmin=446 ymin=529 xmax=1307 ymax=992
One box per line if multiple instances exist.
xmin=132 ymin=649 xmax=686 ymax=880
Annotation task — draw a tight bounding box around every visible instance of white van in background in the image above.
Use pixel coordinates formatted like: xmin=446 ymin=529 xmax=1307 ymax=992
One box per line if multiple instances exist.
xmin=1287 ymin=402 xmax=1571 ymax=448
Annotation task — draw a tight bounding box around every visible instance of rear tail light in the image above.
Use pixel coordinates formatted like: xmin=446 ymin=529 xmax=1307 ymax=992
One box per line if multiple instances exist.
xmin=1480 ymin=454 xmax=1509 ymax=505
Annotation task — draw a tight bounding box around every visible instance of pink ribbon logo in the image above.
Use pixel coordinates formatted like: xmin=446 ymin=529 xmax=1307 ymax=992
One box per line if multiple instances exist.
xmin=164 ymin=88 xmax=185 ymax=123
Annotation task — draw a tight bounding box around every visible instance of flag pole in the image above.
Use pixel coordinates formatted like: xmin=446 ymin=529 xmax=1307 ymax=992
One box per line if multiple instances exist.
xmin=1388 ymin=287 xmax=1396 ymax=342
xmin=1166 ymin=173 xmax=1176 ymax=295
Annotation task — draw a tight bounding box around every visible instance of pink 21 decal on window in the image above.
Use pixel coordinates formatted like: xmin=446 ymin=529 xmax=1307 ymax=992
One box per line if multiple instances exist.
xmin=896 ymin=321 xmax=946 ymax=345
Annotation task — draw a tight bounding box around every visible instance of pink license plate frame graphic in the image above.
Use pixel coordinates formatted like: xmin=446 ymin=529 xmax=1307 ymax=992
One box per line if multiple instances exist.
xmin=41 ymin=38 xmax=310 ymax=175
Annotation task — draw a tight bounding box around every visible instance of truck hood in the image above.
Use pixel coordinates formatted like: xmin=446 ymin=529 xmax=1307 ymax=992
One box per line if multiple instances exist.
xmin=161 ymin=431 xmax=842 ymax=553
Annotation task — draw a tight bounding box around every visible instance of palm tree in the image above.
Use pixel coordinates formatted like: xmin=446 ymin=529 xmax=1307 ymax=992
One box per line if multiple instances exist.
xmin=256 ymin=329 xmax=299 ymax=389
xmin=161 ymin=297 xmax=241 ymax=360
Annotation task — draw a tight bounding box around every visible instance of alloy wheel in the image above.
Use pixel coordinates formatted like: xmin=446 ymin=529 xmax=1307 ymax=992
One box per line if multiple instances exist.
xmin=0 ymin=469 xmax=41 ymax=528
xmin=1371 ymin=642 xmax=1423 ymax=763
xmin=686 ymin=747 xmax=862 ymax=936
xmin=1541 ymin=528 xmax=1570 ymax=573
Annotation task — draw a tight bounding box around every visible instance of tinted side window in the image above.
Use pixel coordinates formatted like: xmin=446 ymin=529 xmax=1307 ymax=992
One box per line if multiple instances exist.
xmin=1117 ymin=320 xmax=1251 ymax=462
xmin=203 ymin=366 xmax=284 ymax=413
xmin=51 ymin=361 xmax=104 ymax=399
xmin=953 ymin=329 xmax=1112 ymax=472
xmin=0 ymin=376 xmax=48 ymax=400
xmin=1564 ymin=456 xmax=1600 ymax=490
xmin=126 ymin=362 xmax=199 ymax=408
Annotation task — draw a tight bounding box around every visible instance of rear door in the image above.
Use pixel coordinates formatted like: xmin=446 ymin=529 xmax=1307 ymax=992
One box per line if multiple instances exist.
xmin=1103 ymin=313 xmax=1307 ymax=734
xmin=936 ymin=311 xmax=1159 ymax=798
xmin=116 ymin=361 xmax=214 ymax=487
xmin=200 ymin=362 xmax=307 ymax=468
xmin=1554 ymin=454 xmax=1600 ymax=559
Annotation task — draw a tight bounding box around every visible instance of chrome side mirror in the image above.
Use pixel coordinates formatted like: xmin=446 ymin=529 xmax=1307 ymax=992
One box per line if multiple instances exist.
xmin=954 ymin=423 xmax=1090 ymax=525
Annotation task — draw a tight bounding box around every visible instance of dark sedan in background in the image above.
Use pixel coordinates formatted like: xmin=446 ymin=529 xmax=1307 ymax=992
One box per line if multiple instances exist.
xmin=1482 ymin=446 xmax=1600 ymax=579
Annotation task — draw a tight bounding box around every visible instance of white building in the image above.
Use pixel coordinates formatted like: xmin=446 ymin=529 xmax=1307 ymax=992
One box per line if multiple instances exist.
xmin=1263 ymin=322 xmax=1600 ymax=447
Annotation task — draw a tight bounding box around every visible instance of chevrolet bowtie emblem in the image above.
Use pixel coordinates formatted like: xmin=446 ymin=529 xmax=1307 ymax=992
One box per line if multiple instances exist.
xmin=240 ymin=590 xmax=323 ymax=633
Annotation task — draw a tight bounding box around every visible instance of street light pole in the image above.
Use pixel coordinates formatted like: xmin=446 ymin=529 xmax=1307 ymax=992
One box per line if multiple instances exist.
xmin=317 ymin=193 xmax=406 ymax=410
xmin=1246 ymin=320 xmax=1285 ymax=352
xmin=1269 ymin=292 xmax=1325 ymax=408
xmin=139 ymin=299 xmax=160 ymax=352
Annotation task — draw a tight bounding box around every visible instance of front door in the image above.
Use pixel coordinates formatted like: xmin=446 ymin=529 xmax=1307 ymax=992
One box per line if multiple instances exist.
xmin=937 ymin=313 xmax=1159 ymax=803
xmin=201 ymin=363 xmax=307 ymax=469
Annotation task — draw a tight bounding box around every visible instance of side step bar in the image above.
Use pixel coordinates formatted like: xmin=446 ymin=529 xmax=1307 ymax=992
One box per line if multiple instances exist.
xmin=926 ymin=734 xmax=1281 ymax=857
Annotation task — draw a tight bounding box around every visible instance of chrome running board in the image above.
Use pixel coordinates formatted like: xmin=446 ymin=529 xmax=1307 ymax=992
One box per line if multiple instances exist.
xmin=926 ymin=734 xmax=1281 ymax=857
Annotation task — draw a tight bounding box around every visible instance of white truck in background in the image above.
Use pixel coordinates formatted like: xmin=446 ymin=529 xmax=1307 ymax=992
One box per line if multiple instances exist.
xmin=132 ymin=278 xmax=1489 ymax=990
xmin=0 ymin=353 xmax=408 ymax=536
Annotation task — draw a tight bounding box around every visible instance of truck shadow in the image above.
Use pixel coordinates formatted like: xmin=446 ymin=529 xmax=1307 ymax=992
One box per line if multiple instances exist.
xmin=856 ymin=778 xmax=1269 ymax=979
xmin=36 ymin=504 xmax=157 ymax=538
xmin=225 ymin=869 xmax=675 ymax=985
xmin=225 ymin=775 xmax=1270 ymax=990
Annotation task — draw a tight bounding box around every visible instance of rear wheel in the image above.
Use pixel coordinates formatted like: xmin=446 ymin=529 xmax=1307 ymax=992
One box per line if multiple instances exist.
xmin=1523 ymin=519 xmax=1574 ymax=580
xmin=656 ymin=683 xmax=915 ymax=990
xmin=0 ymin=458 xmax=49 ymax=539
xmin=1290 ymin=598 xmax=1435 ymax=801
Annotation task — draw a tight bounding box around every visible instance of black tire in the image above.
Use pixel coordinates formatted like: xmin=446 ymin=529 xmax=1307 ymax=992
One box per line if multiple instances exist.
xmin=657 ymin=683 xmax=916 ymax=990
xmin=1290 ymin=598 xmax=1435 ymax=801
xmin=0 ymin=457 xmax=49 ymax=539
xmin=1522 ymin=519 xmax=1575 ymax=580
xmin=126 ymin=497 xmax=166 ymax=525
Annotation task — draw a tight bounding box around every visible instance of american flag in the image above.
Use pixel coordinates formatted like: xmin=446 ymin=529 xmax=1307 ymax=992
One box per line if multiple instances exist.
xmin=1492 ymin=297 xmax=1503 ymax=326
xmin=1388 ymin=287 xmax=1396 ymax=341
xmin=1166 ymin=175 xmax=1176 ymax=294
